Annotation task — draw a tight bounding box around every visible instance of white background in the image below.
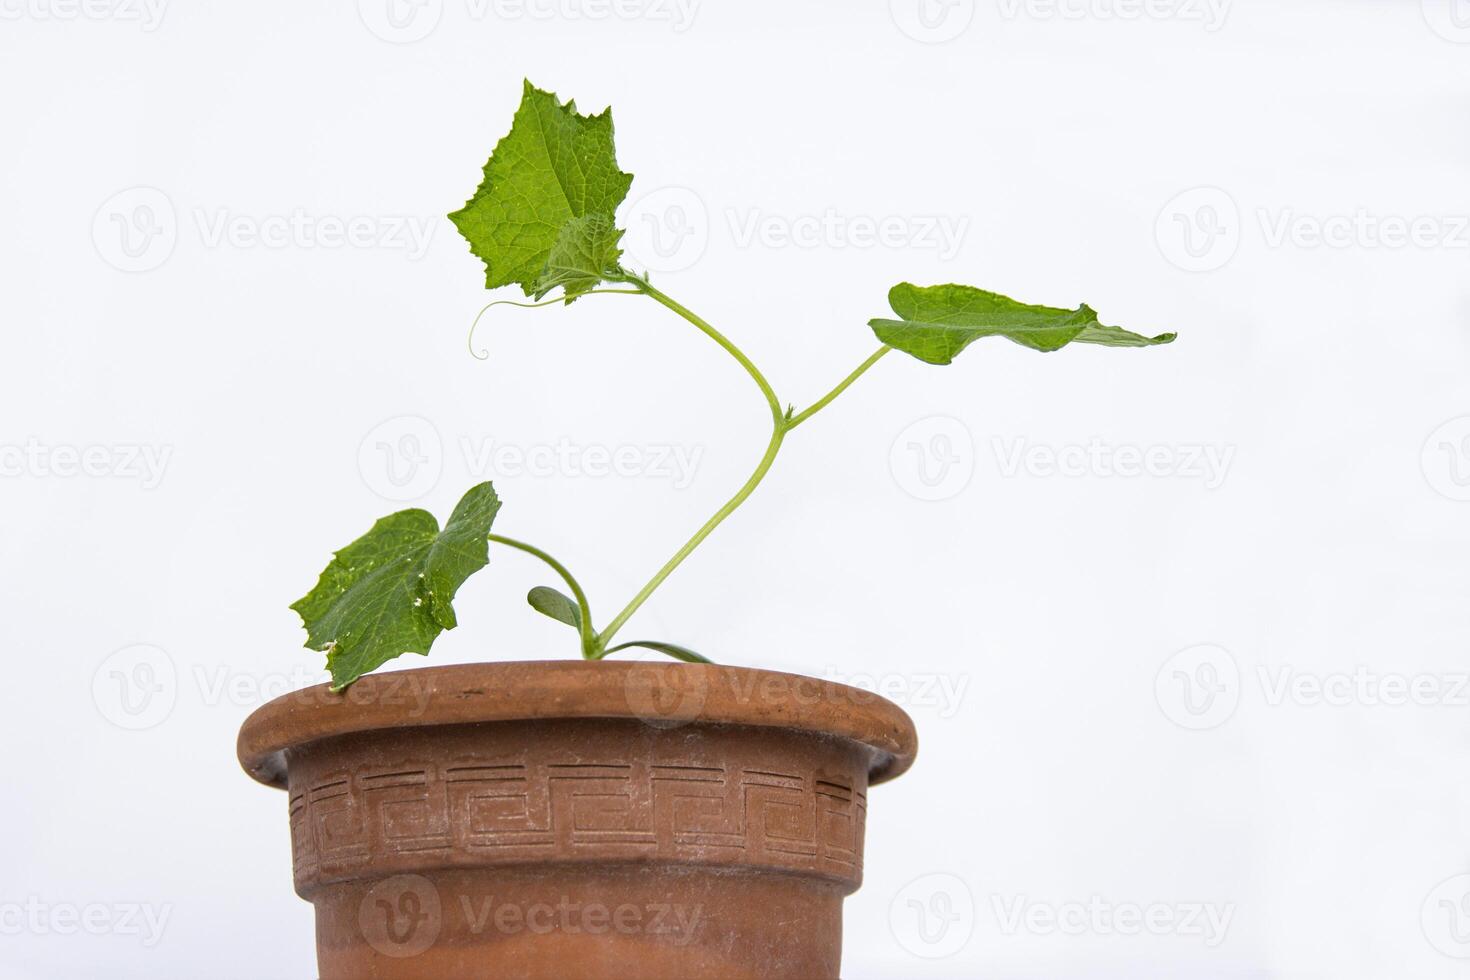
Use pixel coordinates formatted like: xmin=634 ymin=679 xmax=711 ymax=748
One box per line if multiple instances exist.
xmin=3 ymin=1 xmax=1469 ymax=977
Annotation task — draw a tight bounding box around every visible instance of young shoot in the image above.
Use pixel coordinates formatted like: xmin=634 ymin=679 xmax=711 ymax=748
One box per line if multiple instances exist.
xmin=292 ymin=81 xmax=1175 ymax=691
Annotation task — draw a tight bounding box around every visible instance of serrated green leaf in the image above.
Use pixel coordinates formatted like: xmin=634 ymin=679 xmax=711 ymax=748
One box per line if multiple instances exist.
xmin=449 ymin=80 xmax=633 ymax=296
xmin=604 ymin=640 xmax=713 ymax=664
xmin=870 ymin=282 xmax=1176 ymax=365
xmin=291 ymin=483 xmax=501 ymax=691
xmin=532 ymin=213 xmax=625 ymax=302
xmin=527 ymin=585 xmax=581 ymax=629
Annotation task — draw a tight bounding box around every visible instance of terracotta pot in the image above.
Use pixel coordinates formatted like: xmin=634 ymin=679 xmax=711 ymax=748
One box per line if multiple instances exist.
xmin=238 ymin=661 xmax=918 ymax=979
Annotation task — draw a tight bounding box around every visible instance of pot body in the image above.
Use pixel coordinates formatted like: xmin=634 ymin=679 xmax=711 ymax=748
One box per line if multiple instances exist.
xmin=239 ymin=662 xmax=917 ymax=980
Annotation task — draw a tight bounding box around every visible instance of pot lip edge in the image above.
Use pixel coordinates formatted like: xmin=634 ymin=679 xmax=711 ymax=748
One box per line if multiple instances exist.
xmin=237 ymin=660 xmax=918 ymax=792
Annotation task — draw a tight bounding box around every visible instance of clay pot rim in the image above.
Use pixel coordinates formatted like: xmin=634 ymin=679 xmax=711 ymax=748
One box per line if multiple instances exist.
xmin=238 ymin=660 xmax=918 ymax=791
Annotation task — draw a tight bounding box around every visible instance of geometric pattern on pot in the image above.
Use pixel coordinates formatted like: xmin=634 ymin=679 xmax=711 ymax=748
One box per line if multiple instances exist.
xmin=290 ymin=754 xmax=869 ymax=892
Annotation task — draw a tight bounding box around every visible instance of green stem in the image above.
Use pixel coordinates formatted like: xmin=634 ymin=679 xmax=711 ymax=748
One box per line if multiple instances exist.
xmin=592 ymin=281 xmax=894 ymax=649
xmin=598 ymin=423 xmax=785 ymax=646
xmin=786 ymin=346 xmax=891 ymax=430
xmin=488 ymin=534 xmax=597 ymax=658
xmin=596 ymin=277 xmax=788 ymax=646
xmin=620 ymin=275 xmax=784 ymax=425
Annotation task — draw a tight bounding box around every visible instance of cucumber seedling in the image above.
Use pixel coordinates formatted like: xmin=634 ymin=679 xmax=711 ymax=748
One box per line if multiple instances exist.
xmin=292 ymin=81 xmax=1176 ymax=690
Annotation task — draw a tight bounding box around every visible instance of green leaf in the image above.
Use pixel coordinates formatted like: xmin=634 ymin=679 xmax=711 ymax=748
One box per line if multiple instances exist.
xmin=532 ymin=214 xmax=625 ymax=303
xmin=870 ymin=282 xmax=1176 ymax=365
xmin=527 ymin=585 xmax=581 ymax=629
xmin=603 ymin=640 xmax=713 ymax=664
xmin=290 ymin=483 xmax=501 ymax=691
xmin=449 ymin=80 xmax=634 ymax=297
